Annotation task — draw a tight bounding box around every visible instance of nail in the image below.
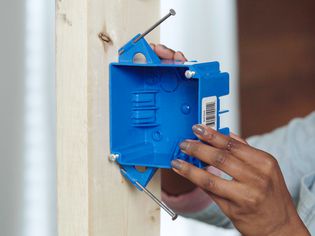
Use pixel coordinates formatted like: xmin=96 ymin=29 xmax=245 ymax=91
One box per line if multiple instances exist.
xmin=179 ymin=141 xmax=189 ymax=151
xmin=171 ymin=159 xmax=183 ymax=170
xmin=192 ymin=124 xmax=205 ymax=135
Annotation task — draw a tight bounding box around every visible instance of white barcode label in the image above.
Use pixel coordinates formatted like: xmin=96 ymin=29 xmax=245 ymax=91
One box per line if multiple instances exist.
xmin=202 ymin=96 xmax=217 ymax=130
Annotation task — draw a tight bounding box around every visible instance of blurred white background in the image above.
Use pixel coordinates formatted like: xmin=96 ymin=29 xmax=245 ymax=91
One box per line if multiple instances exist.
xmin=0 ymin=0 xmax=55 ymax=236
xmin=0 ymin=1 xmax=239 ymax=235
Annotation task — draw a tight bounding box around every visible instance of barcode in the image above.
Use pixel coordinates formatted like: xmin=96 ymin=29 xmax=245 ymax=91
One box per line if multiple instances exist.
xmin=205 ymin=102 xmax=216 ymax=127
xmin=202 ymin=96 xmax=217 ymax=130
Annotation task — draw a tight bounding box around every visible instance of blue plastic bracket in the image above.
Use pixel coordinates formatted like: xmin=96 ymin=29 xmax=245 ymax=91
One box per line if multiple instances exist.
xmin=118 ymin=34 xmax=161 ymax=64
xmin=120 ymin=166 xmax=157 ymax=191
xmin=109 ymin=36 xmax=230 ymax=190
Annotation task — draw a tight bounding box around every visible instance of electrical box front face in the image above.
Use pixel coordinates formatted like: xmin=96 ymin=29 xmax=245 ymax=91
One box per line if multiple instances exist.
xmin=110 ymin=62 xmax=229 ymax=170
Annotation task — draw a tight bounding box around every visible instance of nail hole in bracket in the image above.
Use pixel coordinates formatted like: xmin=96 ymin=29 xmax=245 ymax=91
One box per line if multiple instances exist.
xmin=133 ymin=53 xmax=147 ymax=64
xmin=134 ymin=166 xmax=147 ymax=172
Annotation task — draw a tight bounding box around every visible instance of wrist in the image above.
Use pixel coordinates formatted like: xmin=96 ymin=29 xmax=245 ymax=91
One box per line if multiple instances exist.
xmin=269 ymin=214 xmax=310 ymax=236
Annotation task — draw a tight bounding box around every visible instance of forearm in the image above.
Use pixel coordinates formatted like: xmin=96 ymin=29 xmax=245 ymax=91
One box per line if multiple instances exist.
xmin=246 ymin=111 xmax=315 ymax=203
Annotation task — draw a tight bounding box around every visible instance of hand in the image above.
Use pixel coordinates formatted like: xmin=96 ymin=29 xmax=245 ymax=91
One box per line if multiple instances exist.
xmin=150 ymin=43 xmax=187 ymax=62
xmin=171 ymin=124 xmax=310 ymax=236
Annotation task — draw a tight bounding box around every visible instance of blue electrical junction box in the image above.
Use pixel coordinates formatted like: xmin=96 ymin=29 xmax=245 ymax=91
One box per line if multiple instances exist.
xmin=109 ymin=33 xmax=230 ymax=191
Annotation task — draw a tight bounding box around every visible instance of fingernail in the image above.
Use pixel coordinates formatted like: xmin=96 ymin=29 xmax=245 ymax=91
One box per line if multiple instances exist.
xmin=160 ymin=44 xmax=168 ymax=49
xmin=149 ymin=43 xmax=155 ymax=49
xmin=171 ymin=159 xmax=183 ymax=170
xmin=179 ymin=141 xmax=189 ymax=151
xmin=192 ymin=124 xmax=205 ymax=135
xmin=179 ymin=52 xmax=188 ymax=61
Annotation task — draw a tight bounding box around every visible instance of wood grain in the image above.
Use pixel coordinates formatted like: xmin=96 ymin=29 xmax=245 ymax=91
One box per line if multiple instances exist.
xmin=56 ymin=1 xmax=160 ymax=235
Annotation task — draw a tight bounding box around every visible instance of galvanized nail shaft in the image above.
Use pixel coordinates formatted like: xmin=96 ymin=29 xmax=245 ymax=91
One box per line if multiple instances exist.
xmin=133 ymin=9 xmax=176 ymax=43
xmin=120 ymin=168 xmax=178 ymax=220
xmin=135 ymin=181 xmax=178 ymax=220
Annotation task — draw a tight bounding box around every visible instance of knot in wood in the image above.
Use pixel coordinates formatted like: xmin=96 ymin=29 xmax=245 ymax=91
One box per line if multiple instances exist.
xmin=98 ymin=32 xmax=111 ymax=43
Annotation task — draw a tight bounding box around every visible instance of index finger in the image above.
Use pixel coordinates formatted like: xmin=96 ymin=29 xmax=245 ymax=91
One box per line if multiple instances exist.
xmin=151 ymin=43 xmax=175 ymax=60
xmin=192 ymin=124 xmax=262 ymax=163
xmin=171 ymin=159 xmax=244 ymax=202
xmin=150 ymin=43 xmax=187 ymax=61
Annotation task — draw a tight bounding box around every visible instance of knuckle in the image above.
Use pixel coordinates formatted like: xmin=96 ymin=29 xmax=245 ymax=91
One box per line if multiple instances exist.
xmin=225 ymin=138 xmax=239 ymax=151
xmin=204 ymin=129 xmax=216 ymax=141
xmin=201 ymin=177 xmax=216 ymax=191
xmin=181 ymin=163 xmax=191 ymax=176
xmin=244 ymin=194 xmax=260 ymax=209
xmin=188 ymin=142 xmax=202 ymax=155
xmin=253 ymin=173 xmax=271 ymax=190
xmin=261 ymin=177 xmax=272 ymax=190
xmin=214 ymin=150 xmax=228 ymax=167
xmin=246 ymin=198 xmax=259 ymax=209
xmin=263 ymin=156 xmax=278 ymax=174
xmin=242 ymin=187 xmax=265 ymax=210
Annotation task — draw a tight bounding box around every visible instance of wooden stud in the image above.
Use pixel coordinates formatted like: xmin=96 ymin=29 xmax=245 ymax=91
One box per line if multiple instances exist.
xmin=56 ymin=1 xmax=161 ymax=235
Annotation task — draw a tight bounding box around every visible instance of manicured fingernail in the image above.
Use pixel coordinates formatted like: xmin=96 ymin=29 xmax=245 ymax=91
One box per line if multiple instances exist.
xmin=160 ymin=44 xmax=168 ymax=49
xmin=192 ymin=124 xmax=205 ymax=135
xmin=149 ymin=43 xmax=155 ymax=49
xmin=179 ymin=51 xmax=187 ymax=58
xmin=179 ymin=141 xmax=189 ymax=151
xmin=171 ymin=159 xmax=183 ymax=170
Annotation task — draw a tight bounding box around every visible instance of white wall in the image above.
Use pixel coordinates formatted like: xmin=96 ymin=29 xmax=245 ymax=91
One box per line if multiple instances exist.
xmin=160 ymin=1 xmax=240 ymax=235
xmin=0 ymin=2 xmax=25 ymax=234
xmin=0 ymin=1 xmax=56 ymax=236
xmin=23 ymin=1 xmax=56 ymax=235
